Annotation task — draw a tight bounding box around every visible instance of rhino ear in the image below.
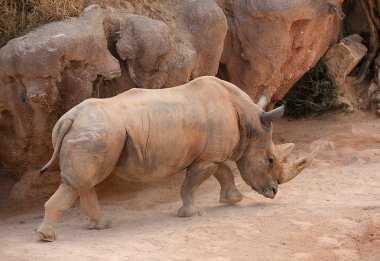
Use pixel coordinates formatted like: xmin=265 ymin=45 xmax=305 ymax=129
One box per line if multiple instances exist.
xmin=260 ymin=104 xmax=285 ymax=129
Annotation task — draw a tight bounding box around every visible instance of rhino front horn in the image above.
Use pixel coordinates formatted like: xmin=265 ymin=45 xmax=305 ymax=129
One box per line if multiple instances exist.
xmin=279 ymin=148 xmax=319 ymax=184
xmin=260 ymin=104 xmax=285 ymax=128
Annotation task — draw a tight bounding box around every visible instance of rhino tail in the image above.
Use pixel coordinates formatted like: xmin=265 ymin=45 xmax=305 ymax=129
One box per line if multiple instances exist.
xmin=40 ymin=118 xmax=73 ymax=175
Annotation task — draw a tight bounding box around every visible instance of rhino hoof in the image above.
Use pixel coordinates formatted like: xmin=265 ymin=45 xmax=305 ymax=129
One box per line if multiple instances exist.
xmin=178 ymin=206 xmax=205 ymax=217
xmin=87 ymin=218 xmax=112 ymax=230
xmin=219 ymin=189 xmax=243 ymax=204
xmin=219 ymin=195 xmax=243 ymax=204
xmin=35 ymin=227 xmax=56 ymax=242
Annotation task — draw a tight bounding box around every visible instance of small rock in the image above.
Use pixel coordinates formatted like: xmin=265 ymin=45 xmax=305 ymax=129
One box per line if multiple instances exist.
xmin=336 ymin=96 xmax=354 ymax=112
xmin=339 ymin=34 xmax=363 ymax=45
xmin=368 ymin=82 xmax=379 ymax=95
xmin=373 ymin=94 xmax=380 ymax=103
xmin=325 ymin=35 xmax=368 ymax=90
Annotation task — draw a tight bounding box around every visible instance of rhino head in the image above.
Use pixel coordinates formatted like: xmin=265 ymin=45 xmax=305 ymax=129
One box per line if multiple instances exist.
xmin=236 ymin=103 xmax=317 ymax=199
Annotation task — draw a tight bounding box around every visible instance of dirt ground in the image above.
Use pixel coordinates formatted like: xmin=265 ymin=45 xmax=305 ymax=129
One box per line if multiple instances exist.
xmin=0 ymin=111 xmax=379 ymax=260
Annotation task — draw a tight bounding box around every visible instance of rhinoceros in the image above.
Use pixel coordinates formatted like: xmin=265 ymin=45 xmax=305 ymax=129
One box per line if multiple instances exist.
xmin=36 ymin=76 xmax=315 ymax=241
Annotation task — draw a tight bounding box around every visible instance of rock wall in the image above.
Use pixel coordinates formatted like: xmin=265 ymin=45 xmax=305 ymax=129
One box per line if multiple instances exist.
xmin=0 ymin=0 xmax=341 ymax=199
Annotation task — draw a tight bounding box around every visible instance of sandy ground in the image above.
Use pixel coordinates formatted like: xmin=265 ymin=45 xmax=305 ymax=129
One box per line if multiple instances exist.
xmin=0 ymin=111 xmax=379 ymax=260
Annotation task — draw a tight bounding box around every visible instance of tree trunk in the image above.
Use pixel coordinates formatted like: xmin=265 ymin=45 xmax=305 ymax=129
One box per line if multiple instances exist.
xmin=354 ymin=0 xmax=380 ymax=84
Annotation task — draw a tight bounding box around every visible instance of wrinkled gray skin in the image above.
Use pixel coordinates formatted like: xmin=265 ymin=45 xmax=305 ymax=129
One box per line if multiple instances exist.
xmin=36 ymin=76 xmax=315 ymax=241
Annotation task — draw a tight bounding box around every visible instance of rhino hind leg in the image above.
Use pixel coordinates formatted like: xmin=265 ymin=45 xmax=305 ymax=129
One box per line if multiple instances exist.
xmin=213 ymin=162 xmax=243 ymax=204
xmin=80 ymin=188 xmax=111 ymax=230
xmin=178 ymin=161 xmax=218 ymax=217
xmin=35 ymin=184 xmax=78 ymax=241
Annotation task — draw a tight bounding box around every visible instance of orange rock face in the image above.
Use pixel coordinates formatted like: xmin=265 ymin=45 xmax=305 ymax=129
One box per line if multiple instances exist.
xmin=218 ymin=0 xmax=341 ymax=107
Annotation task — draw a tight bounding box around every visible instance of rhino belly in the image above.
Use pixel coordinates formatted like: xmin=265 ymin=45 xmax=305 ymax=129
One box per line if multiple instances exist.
xmin=112 ymin=158 xmax=185 ymax=183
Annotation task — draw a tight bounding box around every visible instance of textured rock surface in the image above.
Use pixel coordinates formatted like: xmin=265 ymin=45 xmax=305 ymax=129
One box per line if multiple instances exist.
xmin=0 ymin=0 xmax=341 ymax=198
xmin=114 ymin=0 xmax=227 ymax=89
xmin=218 ymin=0 xmax=341 ymax=107
xmin=0 ymin=5 xmax=120 ymax=176
xmin=325 ymin=35 xmax=367 ymax=89
xmin=116 ymin=14 xmax=172 ymax=88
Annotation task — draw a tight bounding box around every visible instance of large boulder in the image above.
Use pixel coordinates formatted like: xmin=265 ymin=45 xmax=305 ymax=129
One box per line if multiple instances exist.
xmin=0 ymin=5 xmax=120 ymax=175
xmin=218 ymin=0 xmax=342 ymax=107
xmin=93 ymin=0 xmax=227 ymax=96
xmin=116 ymin=15 xmax=172 ymax=89
xmin=114 ymin=0 xmax=227 ymax=89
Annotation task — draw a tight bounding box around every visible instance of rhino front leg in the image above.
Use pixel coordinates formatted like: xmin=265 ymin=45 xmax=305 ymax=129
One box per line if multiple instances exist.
xmin=213 ymin=162 xmax=243 ymax=204
xmin=35 ymin=184 xmax=78 ymax=241
xmin=178 ymin=161 xmax=218 ymax=217
xmin=80 ymin=188 xmax=111 ymax=230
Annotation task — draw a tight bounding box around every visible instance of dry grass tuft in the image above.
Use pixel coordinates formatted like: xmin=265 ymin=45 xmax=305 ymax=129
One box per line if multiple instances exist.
xmin=0 ymin=0 xmax=86 ymax=47
xmin=34 ymin=0 xmax=85 ymax=21
xmin=0 ymin=0 xmax=174 ymax=47
xmin=0 ymin=0 xmax=27 ymax=47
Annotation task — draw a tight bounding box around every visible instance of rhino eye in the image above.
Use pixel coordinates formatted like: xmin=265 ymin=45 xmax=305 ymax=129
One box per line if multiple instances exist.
xmin=268 ymin=156 xmax=275 ymax=167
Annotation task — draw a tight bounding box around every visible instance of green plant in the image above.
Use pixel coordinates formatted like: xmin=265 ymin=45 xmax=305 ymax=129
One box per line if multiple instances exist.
xmin=283 ymin=59 xmax=337 ymax=118
xmin=371 ymin=94 xmax=380 ymax=104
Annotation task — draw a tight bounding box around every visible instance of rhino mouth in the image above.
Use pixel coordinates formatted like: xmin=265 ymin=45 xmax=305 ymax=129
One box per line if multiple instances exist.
xmin=251 ymin=184 xmax=278 ymax=199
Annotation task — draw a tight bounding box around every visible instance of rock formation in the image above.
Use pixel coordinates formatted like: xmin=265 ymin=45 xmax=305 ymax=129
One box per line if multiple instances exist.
xmin=325 ymin=34 xmax=367 ymax=89
xmin=0 ymin=0 xmax=341 ymax=199
xmin=218 ymin=0 xmax=341 ymax=107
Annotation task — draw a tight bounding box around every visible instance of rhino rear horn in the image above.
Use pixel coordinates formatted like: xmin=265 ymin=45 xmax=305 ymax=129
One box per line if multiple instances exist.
xmin=257 ymin=95 xmax=269 ymax=109
xmin=260 ymin=104 xmax=285 ymax=128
